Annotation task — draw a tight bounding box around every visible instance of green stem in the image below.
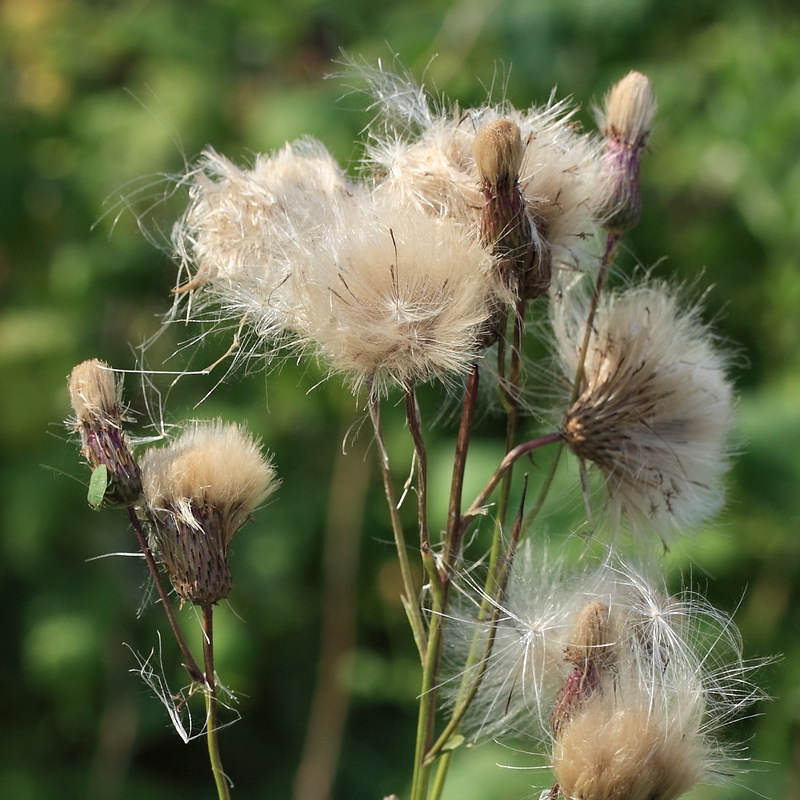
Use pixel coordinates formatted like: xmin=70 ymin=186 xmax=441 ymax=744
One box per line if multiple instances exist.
xmin=425 ymin=478 xmax=528 ymax=764
xmin=460 ymin=432 xmax=562 ymax=528
xmin=368 ymin=390 xmax=427 ymax=659
xmin=405 ymin=386 xmax=445 ymax=800
xmin=202 ymin=604 xmax=231 ymax=800
xmin=429 ymin=750 xmax=454 ymax=800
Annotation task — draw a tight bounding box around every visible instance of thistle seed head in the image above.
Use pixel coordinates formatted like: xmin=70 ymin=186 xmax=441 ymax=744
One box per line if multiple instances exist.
xmin=140 ymin=421 xmax=278 ymax=605
xmin=559 ymin=284 xmax=734 ymax=539
xmin=287 ymin=194 xmax=498 ymax=392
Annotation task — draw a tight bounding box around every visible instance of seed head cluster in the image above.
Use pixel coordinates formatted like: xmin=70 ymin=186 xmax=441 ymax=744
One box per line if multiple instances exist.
xmin=170 ymin=64 xmax=617 ymax=391
xmin=68 ymin=63 xmax=763 ymax=800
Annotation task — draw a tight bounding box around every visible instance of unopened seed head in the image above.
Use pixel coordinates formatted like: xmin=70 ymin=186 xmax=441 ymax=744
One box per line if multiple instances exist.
xmin=473 ymin=118 xmax=524 ymax=187
xmin=68 ymin=359 xmax=142 ymax=507
xmin=563 ymin=600 xmax=615 ymax=667
xmin=69 ymin=359 xmax=119 ymax=422
xmin=601 ymin=71 xmax=657 ymax=147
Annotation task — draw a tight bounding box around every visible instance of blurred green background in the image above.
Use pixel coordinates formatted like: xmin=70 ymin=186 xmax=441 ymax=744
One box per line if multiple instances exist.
xmin=2 ymin=0 xmax=799 ymax=798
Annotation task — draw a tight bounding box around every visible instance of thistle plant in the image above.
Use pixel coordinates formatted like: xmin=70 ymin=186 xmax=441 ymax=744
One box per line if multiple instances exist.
xmin=66 ymin=62 xmax=768 ymax=800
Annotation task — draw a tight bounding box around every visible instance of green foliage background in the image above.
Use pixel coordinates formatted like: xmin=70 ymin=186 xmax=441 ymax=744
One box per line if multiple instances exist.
xmin=1 ymin=1 xmax=799 ymax=798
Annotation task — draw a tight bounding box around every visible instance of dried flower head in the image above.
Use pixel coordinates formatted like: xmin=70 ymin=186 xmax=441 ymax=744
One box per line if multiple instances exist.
xmin=68 ymin=359 xmax=142 ymax=507
xmin=287 ymin=193 xmax=498 ymax=392
xmin=559 ymin=284 xmax=735 ymax=539
xmin=171 ymin=139 xmax=357 ymax=342
xmin=550 ymin=564 xmax=763 ymax=800
xmin=448 ymin=547 xmax=764 ymax=796
xmin=473 ymin=119 xmax=549 ymax=300
xmin=356 ymin=63 xmax=605 ymax=297
xmin=596 ymin=70 xmax=657 ymax=234
xmin=140 ymin=421 xmax=278 ymax=605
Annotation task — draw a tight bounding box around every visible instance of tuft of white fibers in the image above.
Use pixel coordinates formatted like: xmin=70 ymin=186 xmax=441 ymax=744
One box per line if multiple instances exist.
xmin=356 ymin=63 xmax=606 ymax=295
xmin=171 ymin=138 xmax=358 ymax=339
xmin=557 ymin=283 xmax=735 ymax=539
xmin=551 ymin=562 xmax=765 ymax=800
xmin=285 ymin=192 xmax=499 ymax=392
xmin=139 ymin=420 xmax=279 ymax=604
xmin=444 ymin=546 xmax=765 ymax=797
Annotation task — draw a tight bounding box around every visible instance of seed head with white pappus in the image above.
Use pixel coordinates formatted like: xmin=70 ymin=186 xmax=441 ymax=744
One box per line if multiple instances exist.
xmin=68 ymin=359 xmax=142 ymax=507
xmin=550 ymin=563 xmax=764 ymax=800
xmin=287 ymin=193 xmax=498 ymax=392
xmin=559 ymin=284 xmax=735 ymax=539
xmin=356 ymin=63 xmax=605 ymax=297
xmin=447 ymin=548 xmax=764 ymax=798
xmin=171 ymin=139 xmax=357 ymax=340
xmin=140 ymin=421 xmax=278 ymax=605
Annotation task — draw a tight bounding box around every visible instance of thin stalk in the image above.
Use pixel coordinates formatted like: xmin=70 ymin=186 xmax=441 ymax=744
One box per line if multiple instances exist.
xmin=405 ymin=388 xmax=431 ymax=556
xmin=409 ymin=601 xmax=444 ymax=800
xmin=460 ymin=432 xmax=562 ymax=529
xmin=522 ymin=231 xmax=620 ymax=534
xmin=428 ymin=750 xmax=453 ymax=800
xmin=404 ymin=386 xmax=446 ymax=800
xmin=425 ymin=477 xmax=528 ymax=765
xmin=570 ymin=233 xmax=620 ymax=400
xmin=442 ymin=364 xmax=480 ymax=574
xmin=126 ymin=507 xmax=203 ymax=683
xmin=367 ymin=390 xmax=427 ymax=658
xmin=494 ymin=299 xmax=526 ymax=528
xmin=202 ymin=605 xmax=231 ymax=800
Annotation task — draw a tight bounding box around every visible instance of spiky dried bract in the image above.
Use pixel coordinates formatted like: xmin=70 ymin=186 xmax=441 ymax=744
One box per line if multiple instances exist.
xmin=559 ymin=284 xmax=734 ymax=538
xmin=359 ymin=65 xmax=605 ymax=296
xmin=288 ymin=195 xmax=497 ymax=391
xmin=68 ymin=359 xmax=142 ymax=507
xmin=140 ymin=421 xmax=278 ymax=605
xmin=596 ymin=71 xmax=657 ymax=234
xmin=171 ymin=139 xmax=356 ymax=337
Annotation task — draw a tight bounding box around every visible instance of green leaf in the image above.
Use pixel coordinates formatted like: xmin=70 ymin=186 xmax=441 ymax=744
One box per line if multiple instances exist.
xmin=87 ymin=464 xmax=108 ymax=510
xmin=441 ymin=734 xmax=465 ymax=753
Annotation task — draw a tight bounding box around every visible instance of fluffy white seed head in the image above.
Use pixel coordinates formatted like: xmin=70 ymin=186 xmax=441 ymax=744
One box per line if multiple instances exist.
xmin=171 ymin=139 xmax=357 ymax=338
xmin=447 ymin=547 xmax=764 ymax=795
xmin=357 ymin=64 xmax=606 ymax=295
xmin=558 ymin=284 xmax=735 ymax=539
xmin=286 ymin=193 xmax=499 ymax=392
xmin=140 ymin=420 xmax=278 ymax=604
